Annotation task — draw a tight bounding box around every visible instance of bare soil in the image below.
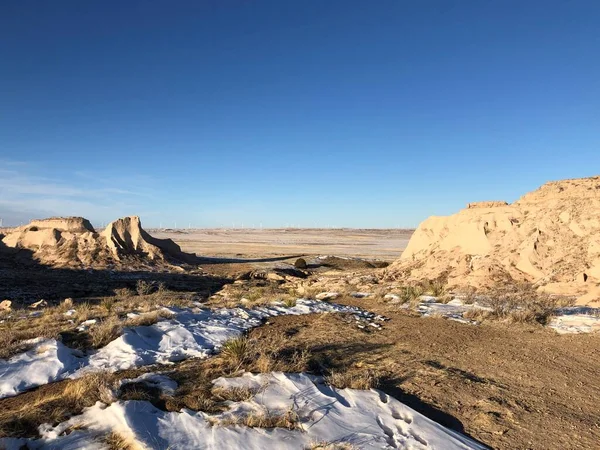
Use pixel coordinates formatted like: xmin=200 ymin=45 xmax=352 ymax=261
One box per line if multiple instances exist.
xmin=244 ymin=304 xmax=600 ymax=450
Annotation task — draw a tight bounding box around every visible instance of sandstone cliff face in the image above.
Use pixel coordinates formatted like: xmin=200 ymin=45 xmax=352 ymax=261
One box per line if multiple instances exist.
xmin=387 ymin=176 xmax=600 ymax=305
xmin=1 ymin=216 xmax=195 ymax=268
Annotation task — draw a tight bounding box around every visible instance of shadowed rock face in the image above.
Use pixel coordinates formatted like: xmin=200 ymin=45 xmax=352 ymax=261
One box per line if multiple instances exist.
xmin=1 ymin=215 xmax=198 ymax=268
xmin=387 ymin=176 xmax=600 ymax=305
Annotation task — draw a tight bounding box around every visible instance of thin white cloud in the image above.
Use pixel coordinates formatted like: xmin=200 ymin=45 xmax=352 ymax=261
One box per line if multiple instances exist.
xmin=0 ymin=161 xmax=158 ymax=226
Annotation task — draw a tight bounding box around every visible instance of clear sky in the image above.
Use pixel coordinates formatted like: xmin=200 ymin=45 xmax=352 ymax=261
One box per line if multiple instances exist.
xmin=1 ymin=1 xmax=599 ymax=228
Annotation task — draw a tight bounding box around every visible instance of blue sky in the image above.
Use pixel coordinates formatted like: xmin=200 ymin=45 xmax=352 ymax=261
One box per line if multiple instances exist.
xmin=1 ymin=1 xmax=599 ymax=228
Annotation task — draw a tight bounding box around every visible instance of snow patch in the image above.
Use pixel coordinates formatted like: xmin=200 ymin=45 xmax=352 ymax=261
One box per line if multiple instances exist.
xmin=548 ymin=307 xmax=600 ymax=334
xmin=0 ymin=339 xmax=84 ymax=399
xmin=5 ymin=373 xmax=486 ymax=450
xmin=0 ymin=300 xmax=362 ymax=398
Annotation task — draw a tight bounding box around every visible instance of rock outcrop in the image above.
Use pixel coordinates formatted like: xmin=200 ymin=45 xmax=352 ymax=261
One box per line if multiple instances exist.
xmin=1 ymin=216 xmax=197 ymax=268
xmin=386 ymin=176 xmax=600 ymax=305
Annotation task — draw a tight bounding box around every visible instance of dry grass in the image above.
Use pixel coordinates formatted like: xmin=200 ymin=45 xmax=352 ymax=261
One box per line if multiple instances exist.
xmin=124 ymin=309 xmax=174 ymax=328
xmin=135 ymin=280 xmax=154 ymax=296
xmin=425 ymin=279 xmax=446 ymax=297
xmin=325 ymin=370 xmax=380 ymax=390
xmin=308 ymin=442 xmax=359 ymax=450
xmin=0 ymin=306 xmax=78 ymax=359
xmin=0 ymin=371 xmax=115 ymax=438
xmin=101 ymin=297 xmax=116 ymax=314
xmin=282 ymin=296 xmax=297 ymax=307
xmin=114 ymin=287 xmax=134 ymax=299
xmin=221 ymin=336 xmax=248 ymax=368
xmin=464 ymin=283 xmax=575 ymax=325
xmin=212 ymin=385 xmax=259 ymax=402
xmin=103 ymin=431 xmax=142 ymax=450
xmin=213 ymin=406 xmax=300 ymax=430
xmin=461 ymin=286 xmax=478 ymax=304
xmin=89 ymin=316 xmax=123 ymax=348
xmin=76 ymin=302 xmax=95 ymax=322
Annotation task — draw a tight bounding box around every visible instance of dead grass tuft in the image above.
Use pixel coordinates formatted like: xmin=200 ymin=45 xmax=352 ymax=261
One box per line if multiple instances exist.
xmin=213 ymin=407 xmax=300 ymax=430
xmin=221 ymin=336 xmax=249 ymax=368
xmin=211 ymin=385 xmax=259 ymax=402
xmin=308 ymin=442 xmax=359 ymax=450
xmin=114 ymin=287 xmax=134 ymax=299
xmin=103 ymin=431 xmax=141 ymax=450
xmin=135 ymin=280 xmax=154 ymax=296
xmin=89 ymin=316 xmax=122 ymax=348
xmin=0 ymin=371 xmax=115 ymax=438
xmin=124 ymin=310 xmax=174 ymax=328
xmin=467 ymin=283 xmax=572 ymax=325
xmin=325 ymin=370 xmax=380 ymax=390
xmin=282 ymin=296 xmax=297 ymax=308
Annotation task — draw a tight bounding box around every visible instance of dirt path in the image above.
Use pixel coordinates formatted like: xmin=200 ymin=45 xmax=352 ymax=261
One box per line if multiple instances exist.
xmin=248 ymin=304 xmax=600 ymax=449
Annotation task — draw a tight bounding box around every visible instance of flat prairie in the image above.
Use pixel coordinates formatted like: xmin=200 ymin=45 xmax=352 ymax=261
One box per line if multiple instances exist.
xmin=149 ymin=228 xmax=413 ymax=260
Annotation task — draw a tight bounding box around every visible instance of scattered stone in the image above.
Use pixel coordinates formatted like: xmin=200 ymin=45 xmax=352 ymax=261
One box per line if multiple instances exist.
xmin=29 ymin=299 xmax=48 ymax=309
xmin=294 ymin=258 xmax=307 ymax=269
xmin=266 ymin=272 xmax=285 ymax=282
xmin=316 ymin=292 xmax=340 ymax=300
xmin=0 ymin=300 xmax=11 ymax=311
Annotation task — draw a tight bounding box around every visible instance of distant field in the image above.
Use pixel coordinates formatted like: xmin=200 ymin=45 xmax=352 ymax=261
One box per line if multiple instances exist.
xmin=149 ymin=228 xmax=413 ymax=261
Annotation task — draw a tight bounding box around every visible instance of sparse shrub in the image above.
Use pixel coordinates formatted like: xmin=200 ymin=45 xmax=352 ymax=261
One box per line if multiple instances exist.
xmin=124 ymin=310 xmax=174 ymax=327
xmin=57 ymin=298 xmax=74 ymax=312
xmin=89 ymin=316 xmax=122 ymax=348
xmin=155 ymin=282 xmax=169 ymax=299
xmin=136 ymin=280 xmax=154 ymax=296
xmin=325 ymin=370 xmax=380 ymax=390
xmin=396 ymin=285 xmax=425 ymax=305
xmin=101 ymin=297 xmax=116 ymax=314
xmin=114 ymin=287 xmax=134 ymax=299
xmin=212 ymin=386 xmax=258 ymax=402
xmin=469 ymin=284 xmax=561 ymax=325
xmin=76 ymin=302 xmax=94 ymax=322
xmin=221 ymin=336 xmax=248 ymax=367
xmin=426 ymin=280 xmax=446 ymax=297
xmin=0 ymin=371 xmax=116 ymax=438
xmin=104 ymin=431 xmax=141 ymax=450
xmin=461 ymin=286 xmax=478 ymax=304
xmin=282 ymin=297 xmax=297 ymax=308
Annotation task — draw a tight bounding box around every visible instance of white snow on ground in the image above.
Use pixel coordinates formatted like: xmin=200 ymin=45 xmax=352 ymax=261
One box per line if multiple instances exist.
xmin=417 ymin=298 xmax=491 ymax=324
xmin=1 ymin=372 xmax=487 ymax=450
xmin=0 ymin=300 xmax=363 ymax=399
xmin=0 ymin=339 xmax=83 ymax=399
xmin=383 ymin=293 xmax=600 ymax=334
xmin=548 ymin=307 xmax=600 ymax=334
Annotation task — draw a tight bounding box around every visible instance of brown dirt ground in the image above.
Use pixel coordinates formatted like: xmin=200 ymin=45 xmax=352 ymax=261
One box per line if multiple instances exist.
xmin=240 ymin=303 xmax=600 ymax=450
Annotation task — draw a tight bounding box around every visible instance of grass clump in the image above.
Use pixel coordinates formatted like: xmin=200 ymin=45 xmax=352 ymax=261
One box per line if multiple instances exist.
xmin=136 ymin=280 xmax=154 ymax=296
xmin=325 ymin=370 xmax=380 ymax=390
xmin=213 ymin=407 xmax=300 ymax=430
xmin=103 ymin=431 xmax=141 ymax=450
xmin=212 ymin=385 xmax=259 ymax=402
xmin=308 ymin=442 xmax=359 ymax=450
xmin=89 ymin=316 xmax=122 ymax=348
xmin=124 ymin=310 xmax=174 ymax=327
xmin=466 ymin=283 xmax=573 ymax=325
xmin=221 ymin=336 xmax=249 ymax=368
xmin=0 ymin=372 xmax=115 ymax=438
xmin=282 ymin=296 xmax=297 ymax=308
